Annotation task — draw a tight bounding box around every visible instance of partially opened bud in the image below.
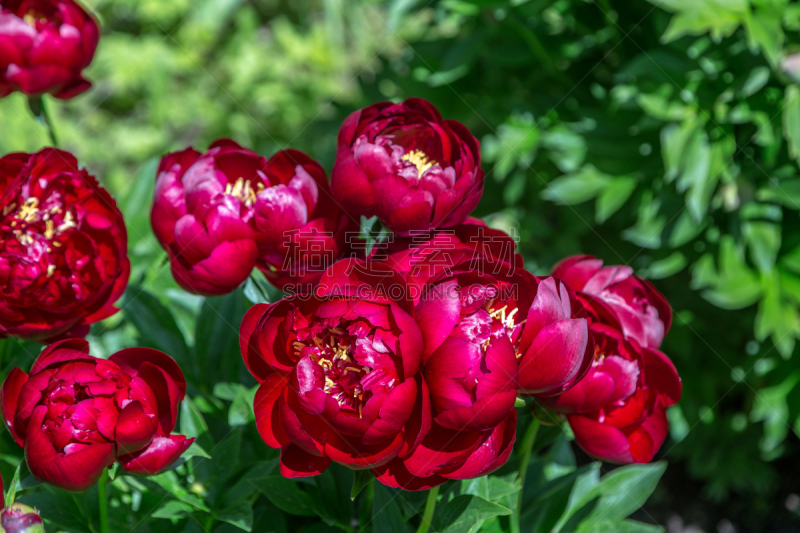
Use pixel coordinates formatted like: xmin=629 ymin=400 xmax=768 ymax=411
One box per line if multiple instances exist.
xmin=1 ymin=503 xmax=45 ymax=533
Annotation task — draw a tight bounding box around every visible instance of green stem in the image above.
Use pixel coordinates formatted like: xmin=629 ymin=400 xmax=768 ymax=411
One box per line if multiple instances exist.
xmin=416 ymin=485 xmax=439 ymax=533
xmin=98 ymin=469 xmax=109 ymax=533
xmin=511 ymin=418 xmax=540 ymax=533
xmin=27 ymin=95 xmax=58 ymax=146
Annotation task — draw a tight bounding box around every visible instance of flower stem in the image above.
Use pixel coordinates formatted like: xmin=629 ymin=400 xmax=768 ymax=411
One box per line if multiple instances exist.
xmin=27 ymin=95 xmax=58 ymax=146
xmin=98 ymin=469 xmax=109 ymax=533
xmin=416 ymin=485 xmax=439 ymax=533
xmin=511 ymin=418 xmax=540 ymax=533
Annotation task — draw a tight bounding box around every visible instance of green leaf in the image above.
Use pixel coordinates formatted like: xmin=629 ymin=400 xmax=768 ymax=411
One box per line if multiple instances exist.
xmin=574 ymin=463 xmax=667 ymax=527
xmin=595 ymin=176 xmax=637 ymax=224
xmin=433 ymin=495 xmax=512 ymax=533
xmin=784 ymin=86 xmax=800 ymax=163
xmin=739 ymin=67 xmax=771 ymax=98
xmin=123 ymin=286 xmax=191 ymax=367
xmin=215 ymin=500 xmax=254 ymax=531
xmin=744 ymin=221 xmax=781 ymax=274
xmin=5 ymin=463 xmax=20 ymax=505
xmin=252 ymin=476 xmax=320 ymax=517
xmin=642 ymin=252 xmax=687 ymax=280
xmin=744 ymin=8 xmax=784 ymax=66
xmin=195 ymin=290 xmax=249 ymax=385
xmin=151 ymin=500 xmax=196 ymax=519
xmin=150 ymin=471 xmax=211 ymax=512
xmin=351 ymin=470 xmax=373 ymax=501
xmin=541 ymin=165 xmax=611 ymax=205
xmin=181 ymin=396 xmax=214 ymax=451
xmin=372 ymin=483 xmax=412 ymax=533
xmin=575 ymin=519 xmax=664 ymax=533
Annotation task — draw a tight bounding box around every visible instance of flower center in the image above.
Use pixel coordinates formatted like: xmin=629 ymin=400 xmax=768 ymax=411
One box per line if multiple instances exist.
xmin=294 ymin=332 xmax=373 ymax=417
xmin=401 ymin=150 xmax=436 ymax=179
xmin=487 ymin=304 xmax=526 ymax=358
xmin=225 ymin=177 xmax=264 ymax=207
xmin=22 ymin=11 xmax=47 ymax=27
xmin=2 ymin=197 xmax=76 ymax=258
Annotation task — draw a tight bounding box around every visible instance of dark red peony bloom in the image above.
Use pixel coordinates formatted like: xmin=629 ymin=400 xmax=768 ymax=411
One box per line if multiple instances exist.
xmin=331 ymin=98 xmax=484 ymax=236
xmin=0 ymin=0 xmax=99 ymax=99
xmin=552 ymin=255 xmax=672 ymax=349
xmin=540 ymin=324 xmax=681 ymax=463
xmin=241 ymin=259 xmax=429 ymax=478
xmin=153 ymin=139 xmax=350 ymax=296
xmin=0 ymin=149 xmax=129 ymax=342
xmin=372 ymin=247 xmax=592 ymax=490
xmin=0 ymin=339 xmax=194 ymax=492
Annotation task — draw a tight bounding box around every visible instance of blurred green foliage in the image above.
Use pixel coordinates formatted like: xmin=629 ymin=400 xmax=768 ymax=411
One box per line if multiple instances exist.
xmin=3 ymin=0 xmax=800 ymax=530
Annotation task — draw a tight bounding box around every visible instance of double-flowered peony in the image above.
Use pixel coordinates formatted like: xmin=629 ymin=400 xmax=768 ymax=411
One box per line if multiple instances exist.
xmin=1 ymin=339 xmax=194 ymax=491
xmin=0 ymin=149 xmax=129 ymax=342
xmin=0 ymin=0 xmax=99 ymax=99
xmin=331 ymin=98 xmax=484 ymax=236
xmin=152 ymin=140 xmax=351 ymax=296
xmin=373 ymin=237 xmax=593 ymax=489
xmin=544 ymin=256 xmax=681 ymax=463
xmin=241 ymin=260 xmax=428 ymax=477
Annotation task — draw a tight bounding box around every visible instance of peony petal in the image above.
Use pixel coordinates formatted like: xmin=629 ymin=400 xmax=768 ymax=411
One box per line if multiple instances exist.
xmin=518 ymin=318 xmax=588 ymax=395
xmin=118 ymin=435 xmax=195 ymax=476
xmin=115 ymin=401 xmax=158 ymax=455
xmin=1 ymin=367 xmax=29 ymax=447
xmin=279 ymin=443 xmax=331 ymax=478
xmin=25 ymin=406 xmax=115 ymax=492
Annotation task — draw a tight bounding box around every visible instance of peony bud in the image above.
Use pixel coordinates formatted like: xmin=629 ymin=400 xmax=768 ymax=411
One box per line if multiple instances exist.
xmin=1 ymin=503 xmax=45 ymax=533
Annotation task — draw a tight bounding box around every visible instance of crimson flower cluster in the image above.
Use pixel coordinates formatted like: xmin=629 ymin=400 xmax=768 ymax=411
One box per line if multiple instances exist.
xmin=238 ymin=99 xmax=681 ymax=490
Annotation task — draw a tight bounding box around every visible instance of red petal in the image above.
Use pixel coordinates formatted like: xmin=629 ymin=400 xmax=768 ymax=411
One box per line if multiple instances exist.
xmin=1 ymin=367 xmax=29 ymax=447
xmin=118 ymin=435 xmax=195 ymax=476
xmin=115 ymin=401 xmax=158 ymax=455
xmin=109 ymin=348 xmax=187 ymax=398
xmin=279 ymin=443 xmax=331 ymax=478
xmin=254 ymin=374 xmax=291 ymax=448
xmin=568 ymin=414 xmax=634 ymax=464
xmin=25 ymin=406 xmax=115 ymax=492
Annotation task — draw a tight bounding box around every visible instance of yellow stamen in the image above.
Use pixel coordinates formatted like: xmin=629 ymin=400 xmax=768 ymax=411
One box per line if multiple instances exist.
xmin=17 ymin=197 xmax=39 ymax=223
xmin=44 ymin=220 xmax=55 ymax=240
xmin=401 ymin=150 xmax=436 ymax=179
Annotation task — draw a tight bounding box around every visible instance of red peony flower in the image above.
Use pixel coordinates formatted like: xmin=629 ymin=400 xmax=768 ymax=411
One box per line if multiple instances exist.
xmin=540 ymin=323 xmax=681 ymax=463
xmin=153 ymin=139 xmax=351 ymax=296
xmin=372 ymin=247 xmax=592 ymax=490
xmin=331 ymin=98 xmax=484 ymax=236
xmin=0 ymin=0 xmax=99 ymax=99
xmin=552 ymin=255 xmax=672 ymax=349
xmin=0 ymin=149 xmax=129 ymax=342
xmin=241 ymin=259 xmax=429 ymax=478
xmin=0 ymin=339 xmax=194 ymax=492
